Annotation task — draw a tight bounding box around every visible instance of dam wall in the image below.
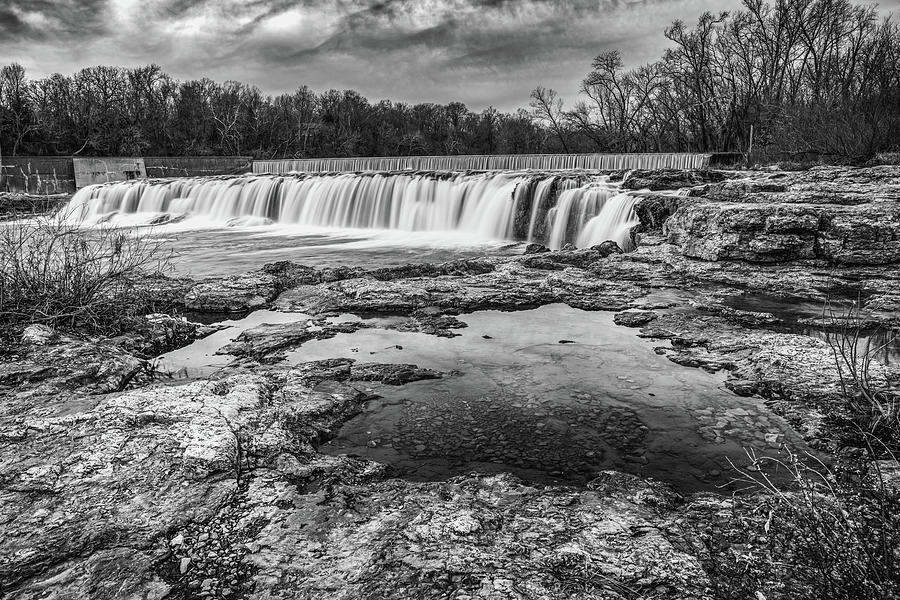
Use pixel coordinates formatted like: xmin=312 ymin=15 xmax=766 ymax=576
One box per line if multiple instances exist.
xmin=0 ymin=156 xmax=76 ymax=195
xmin=253 ymin=153 xmax=712 ymax=174
xmin=0 ymin=156 xmax=253 ymax=193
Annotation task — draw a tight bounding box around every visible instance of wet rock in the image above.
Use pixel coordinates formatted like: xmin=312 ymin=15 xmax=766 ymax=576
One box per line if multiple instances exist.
xmin=387 ymin=312 xmax=467 ymax=337
xmin=275 ymin=261 xmax=641 ymax=315
xmin=523 ymin=243 xmax=550 ymax=254
xmin=621 ymin=169 xmax=735 ymax=191
xmin=186 ymin=273 xmax=281 ymax=312
xmin=0 ymin=333 xmax=145 ymax=397
xmin=233 ymin=472 xmax=709 ymax=599
xmin=149 ymin=212 xmax=187 ymax=226
xmin=591 ymin=240 xmax=624 ymax=256
xmin=218 ymin=319 xmax=369 ymax=362
xmin=112 ymin=313 xmax=222 ymax=358
xmin=0 ymin=364 xmax=383 ymax=597
xmin=631 ymin=194 xmax=686 ymax=235
xmin=614 ymin=309 xmax=659 ymax=327
xmin=664 ymin=171 xmax=900 ymax=264
xmin=665 ymin=203 xmax=823 ymax=262
xmin=289 ymin=358 xmax=442 ymax=387
xmin=350 ymin=363 xmax=442 ymax=385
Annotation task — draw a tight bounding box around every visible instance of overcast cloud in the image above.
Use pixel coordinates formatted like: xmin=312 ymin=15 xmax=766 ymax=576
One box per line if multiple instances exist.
xmin=1 ymin=0 xmax=897 ymax=110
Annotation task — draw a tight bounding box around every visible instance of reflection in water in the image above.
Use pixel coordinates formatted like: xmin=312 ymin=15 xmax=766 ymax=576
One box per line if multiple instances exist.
xmin=723 ymin=292 xmax=900 ymax=365
xmin=158 ymin=304 xmax=810 ymax=493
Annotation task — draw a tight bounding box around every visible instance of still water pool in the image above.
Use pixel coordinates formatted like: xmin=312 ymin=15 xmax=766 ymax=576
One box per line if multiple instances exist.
xmin=159 ymin=304 xmax=807 ymax=492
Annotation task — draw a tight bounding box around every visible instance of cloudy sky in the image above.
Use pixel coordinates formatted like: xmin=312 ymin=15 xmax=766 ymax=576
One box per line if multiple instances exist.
xmin=1 ymin=0 xmax=898 ymax=111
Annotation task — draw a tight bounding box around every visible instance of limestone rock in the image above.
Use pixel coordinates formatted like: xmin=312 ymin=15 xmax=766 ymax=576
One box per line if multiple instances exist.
xmin=614 ymin=309 xmax=659 ymax=327
xmin=665 ymin=202 xmax=900 ymax=264
xmin=523 ymin=243 xmax=550 ymax=254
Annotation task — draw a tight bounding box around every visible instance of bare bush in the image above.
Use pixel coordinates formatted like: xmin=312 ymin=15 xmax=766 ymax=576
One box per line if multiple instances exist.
xmin=0 ymin=208 xmax=170 ymax=335
xmin=728 ymin=447 xmax=900 ymax=600
xmin=822 ymin=298 xmax=900 ymax=451
xmin=696 ymin=299 xmax=900 ymax=600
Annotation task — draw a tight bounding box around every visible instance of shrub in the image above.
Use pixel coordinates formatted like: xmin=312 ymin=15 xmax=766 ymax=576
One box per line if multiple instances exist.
xmin=0 ymin=208 xmax=170 ymax=336
xmin=688 ymin=296 xmax=900 ymax=600
xmin=822 ymin=298 xmax=900 ymax=454
xmin=728 ymin=448 xmax=900 ymax=600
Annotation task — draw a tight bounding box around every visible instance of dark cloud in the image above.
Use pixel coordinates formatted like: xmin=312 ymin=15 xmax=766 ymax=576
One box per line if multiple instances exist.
xmin=0 ymin=9 xmax=31 ymax=36
xmin=1 ymin=0 xmax=897 ymax=110
xmin=0 ymin=0 xmax=108 ymax=42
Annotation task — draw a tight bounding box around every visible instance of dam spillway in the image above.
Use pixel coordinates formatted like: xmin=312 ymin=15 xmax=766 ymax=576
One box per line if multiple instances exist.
xmin=63 ymin=170 xmax=643 ymax=250
xmin=252 ymin=152 xmax=711 ymax=174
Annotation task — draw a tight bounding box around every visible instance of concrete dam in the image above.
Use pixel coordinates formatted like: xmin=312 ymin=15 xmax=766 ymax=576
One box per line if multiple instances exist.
xmin=252 ymin=152 xmax=712 ymax=173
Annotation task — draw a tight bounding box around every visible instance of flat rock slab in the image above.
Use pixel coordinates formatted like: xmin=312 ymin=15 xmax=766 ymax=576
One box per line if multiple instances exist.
xmin=614 ymin=309 xmax=659 ymax=327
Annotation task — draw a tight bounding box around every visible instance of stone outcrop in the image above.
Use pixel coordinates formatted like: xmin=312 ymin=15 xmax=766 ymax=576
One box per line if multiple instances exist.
xmin=662 ymin=166 xmax=900 ymax=264
xmin=665 ymin=200 xmax=900 ymax=264
xmin=621 ymin=169 xmax=737 ymax=191
xmin=1 ymin=335 xmax=708 ymax=599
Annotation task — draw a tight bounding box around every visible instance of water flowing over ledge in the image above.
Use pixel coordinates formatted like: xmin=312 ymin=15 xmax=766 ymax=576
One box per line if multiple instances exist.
xmin=62 ymin=171 xmax=642 ymax=250
xmin=253 ymin=152 xmax=711 ymax=173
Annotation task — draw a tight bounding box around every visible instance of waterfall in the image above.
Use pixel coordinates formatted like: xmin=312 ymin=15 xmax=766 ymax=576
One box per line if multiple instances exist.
xmin=254 ymin=153 xmax=711 ymax=173
xmin=62 ymin=171 xmax=641 ymax=250
xmin=576 ymin=194 xmax=640 ymax=249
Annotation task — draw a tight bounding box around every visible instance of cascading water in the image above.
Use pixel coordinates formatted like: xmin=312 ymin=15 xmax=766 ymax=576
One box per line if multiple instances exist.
xmin=253 ymin=152 xmax=711 ymax=173
xmin=62 ymin=171 xmax=641 ymax=250
xmin=544 ymin=181 xmax=640 ymax=251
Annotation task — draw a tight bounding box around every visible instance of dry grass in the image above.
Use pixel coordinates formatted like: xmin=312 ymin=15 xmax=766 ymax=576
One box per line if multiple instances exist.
xmin=821 ymin=297 xmax=900 ymax=453
xmin=727 ymin=446 xmax=900 ymax=600
xmin=0 ymin=207 xmax=171 ymax=336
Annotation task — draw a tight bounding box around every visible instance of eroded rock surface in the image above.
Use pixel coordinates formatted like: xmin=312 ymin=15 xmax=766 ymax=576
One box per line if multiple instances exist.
xmin=661 ymin=166 xmax=900 ymax=264
xmin=0 ymin=338 xmax=705 ymax=599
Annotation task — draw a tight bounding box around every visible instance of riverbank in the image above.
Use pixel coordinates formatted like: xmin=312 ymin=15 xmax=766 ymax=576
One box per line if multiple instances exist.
xmin=1 ymin=166 xmax=898 ymax=599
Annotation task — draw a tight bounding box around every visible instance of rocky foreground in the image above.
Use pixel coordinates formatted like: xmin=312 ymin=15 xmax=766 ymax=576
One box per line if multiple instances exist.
xmin=1 ymin=166 xmax=899 ymax=599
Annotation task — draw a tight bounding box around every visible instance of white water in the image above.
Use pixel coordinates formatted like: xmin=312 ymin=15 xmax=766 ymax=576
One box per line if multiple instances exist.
xmin=545 ymin=182 xmax=640 ymax=250
xmin=62 ymin=171 xmax=640 ymax=250
xmin=254 ymin=152 xmax=711 ymax=173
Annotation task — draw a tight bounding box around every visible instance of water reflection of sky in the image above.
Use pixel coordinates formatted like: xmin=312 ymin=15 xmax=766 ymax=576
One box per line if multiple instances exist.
xmin=723 ymin=292 xmax=900 ymax=365
xmin=158 ymin=304 xmax=813 ymax=493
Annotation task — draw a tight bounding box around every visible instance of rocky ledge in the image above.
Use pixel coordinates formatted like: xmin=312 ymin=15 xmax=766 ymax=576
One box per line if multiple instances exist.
xmin=630 ymin=165 xmax=900 ymax=264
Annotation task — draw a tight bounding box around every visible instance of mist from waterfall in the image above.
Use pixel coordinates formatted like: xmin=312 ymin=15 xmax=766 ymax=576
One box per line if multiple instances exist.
xmin=62 ymin=171 xmax=640 ymax=250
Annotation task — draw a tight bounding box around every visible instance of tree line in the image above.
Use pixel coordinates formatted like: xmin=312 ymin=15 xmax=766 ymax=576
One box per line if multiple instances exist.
xmin=534 ymin=0 xmax=900 ymax=161
xmin=0 ymin=63 xmax=550 ymax=159
xmin=1 ymin=0 xmax=898 ymax=162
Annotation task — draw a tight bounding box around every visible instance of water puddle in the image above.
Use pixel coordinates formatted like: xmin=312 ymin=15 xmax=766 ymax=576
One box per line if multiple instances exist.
xmin=289 ymin=304 xmax=805 ymax=492
xmin=157 ymin=304 xmax=809 ymax=492
xmin=723 ymin=292 xmax=900 ymax=364
xmin=155 ymin=310 xmax=303 ymax=378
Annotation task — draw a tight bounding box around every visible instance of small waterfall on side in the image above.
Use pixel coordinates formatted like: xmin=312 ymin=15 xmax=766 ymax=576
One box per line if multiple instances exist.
xmin=62 ymin=170 xmax=642 ymax=250
xmin=544 ymin=183 xmax=639 ymax=251
xmin=576 ymin=194 xmax=640 ymax=249
xmin=527 ymin=176 xmax=557 ymax=242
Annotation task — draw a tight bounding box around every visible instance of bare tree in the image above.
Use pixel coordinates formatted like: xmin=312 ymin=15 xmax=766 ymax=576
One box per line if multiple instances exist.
xmin=529 ymin=86 xmax=570 ymax=152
